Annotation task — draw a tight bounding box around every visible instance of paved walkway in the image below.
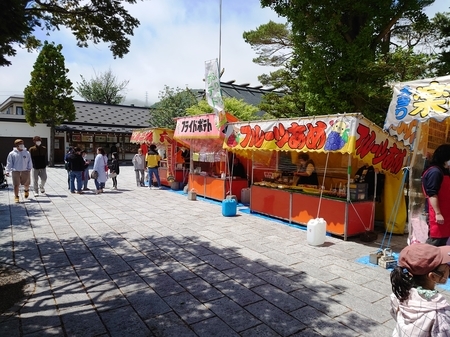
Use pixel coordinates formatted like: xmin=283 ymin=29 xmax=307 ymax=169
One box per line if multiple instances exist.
xmin=0 ymin=166 xmax=430 ymax=336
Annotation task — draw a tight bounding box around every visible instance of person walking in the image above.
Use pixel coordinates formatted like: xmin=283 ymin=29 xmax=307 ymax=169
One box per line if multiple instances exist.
xmin=93 ymin=147 xmax=108 ymax=194
xmin=109 ymin=152 xmax=120 ymax=190
xmin=64 ymin=147 xmax=74 ymax=190
xmin=67 ymin=147 xmax=87 ymax=194
xmin=5 ymin=139 xmax=33 ymax=203
xmin=145 ymin=144 xmax=161 ymax=189
xmin=421 ymin=144 xmax=450 ymax=246
xmin=132 ymin=148 xmax=145 ymax=186
xmin=390 ymin=243 xmax=450 ymax=336
xmin=28 ymin=136 xmax=48 ymax=196
xmin=81 ymin=150 xmax=91 ymax=191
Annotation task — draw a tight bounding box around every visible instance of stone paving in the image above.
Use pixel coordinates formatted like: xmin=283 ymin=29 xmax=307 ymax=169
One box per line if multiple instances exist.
xmin=0 ymin=165 xmax=437 ymax=336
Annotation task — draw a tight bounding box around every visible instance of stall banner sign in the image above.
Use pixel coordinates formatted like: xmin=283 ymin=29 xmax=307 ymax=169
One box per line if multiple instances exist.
xmin=205 ymin=59 xmax=227 ymax=128
xmin=355 ymin=118 xmax=408 ymax=175
xmin=224 ymin=115 xmax=408 ymax=175
xmin=130 ymin=128 xmax=174 ymax=146
xmin=384 ymin=75 xmax=450 ymax=132
xmin=222 ymin=115 xmax=358 ymax=154
xmin=174 ymin=114 xmax=223 ymax=139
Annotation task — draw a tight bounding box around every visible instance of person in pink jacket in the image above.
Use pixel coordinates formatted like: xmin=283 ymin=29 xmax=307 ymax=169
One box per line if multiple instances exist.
xmin=390 ymin=243 xmax=450 ymax=336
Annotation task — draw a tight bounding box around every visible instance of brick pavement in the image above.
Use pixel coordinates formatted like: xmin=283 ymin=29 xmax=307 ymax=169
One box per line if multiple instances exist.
xmin=0 ymin=166 xmax=437 ymax=336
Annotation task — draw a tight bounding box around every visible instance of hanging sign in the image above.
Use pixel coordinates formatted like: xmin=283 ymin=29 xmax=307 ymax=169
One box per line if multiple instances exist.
xmin=205 ymin=59 xmax=226 ymax=128
xmin=384 ymin=75 xmax=450 ymax=130
xmin=222 ymin=115 xmax=359 ymax=154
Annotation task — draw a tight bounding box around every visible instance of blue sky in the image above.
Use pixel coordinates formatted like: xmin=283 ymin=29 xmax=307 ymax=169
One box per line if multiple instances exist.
xmin=0 ymin=0 xmax=448 ymax=106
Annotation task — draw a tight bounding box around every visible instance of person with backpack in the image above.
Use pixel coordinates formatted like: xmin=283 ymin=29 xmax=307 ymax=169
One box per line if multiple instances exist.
xmin=421 ymin=144 xmax=450 ymax=246
xmin=145 ymin=144 xmax=161 ymax=189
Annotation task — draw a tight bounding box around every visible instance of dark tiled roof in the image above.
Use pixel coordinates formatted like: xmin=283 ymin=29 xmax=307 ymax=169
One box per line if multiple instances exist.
xmin=197 ymin=81 xmax=282 ymax=115
xmin=219 ymin=81 xmax=277 ymax=106
xmin=56 ymin=100 xmax=151 ymax=134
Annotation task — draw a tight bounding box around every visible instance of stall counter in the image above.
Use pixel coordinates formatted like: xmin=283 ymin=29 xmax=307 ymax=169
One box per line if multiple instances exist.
xmin=250 ymin=185 xmax=373 ymax=237
xmin=189 ymin=174 xmax=248 ymax=201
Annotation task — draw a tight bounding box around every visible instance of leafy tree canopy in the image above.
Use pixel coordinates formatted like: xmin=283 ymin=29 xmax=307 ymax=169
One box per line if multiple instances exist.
xmin=23 ymin=41 xmax=75 ymax=165
xmin=255 ymin=0 xmax=449 ymax=126
xmin=150 ymin=86 xmax=199 ymax=129
xmin=75 ymin=68 xmax=129 ymax=104
xmin=243 ymin=20 xmax=293 ymax=67
xmin=0 ymin=0 xmax=140 ymax=66
xmin=24 ymin=41 xmax=75 ymax=127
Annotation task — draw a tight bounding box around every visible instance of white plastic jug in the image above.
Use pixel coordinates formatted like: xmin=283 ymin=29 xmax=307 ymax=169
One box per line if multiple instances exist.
xmin=307 ymin=218 xmax=327 ymax=246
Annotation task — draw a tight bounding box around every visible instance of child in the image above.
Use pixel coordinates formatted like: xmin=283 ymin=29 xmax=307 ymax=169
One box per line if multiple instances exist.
xmin=390 ymin=243 xmax=450 ymax=336
xmin=109 ymin=152 xmax=120 ymax=190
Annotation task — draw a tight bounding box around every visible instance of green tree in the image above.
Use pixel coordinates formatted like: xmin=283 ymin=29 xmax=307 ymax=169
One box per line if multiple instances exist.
xmin=24 ymin=41 xmax=75 ymax=166
xmin=150 ymin=86 xmax=199 ymax=129
xmin=431 ymin=12 xmax=450 ymax=75
xmin=186 ymin=97 xmax=264 ymax=121
xmin=75 ymin=69 xmax=129 ymax=104
xmin=0 ymin=0 xmax=140 ymax=67
xmin=0 ymin=0 xmax=40 ymax=67
xmin=256 ymin=0 xmax=448 ymax=125
xmin=243 ymin=21 xmax=293 ymax=67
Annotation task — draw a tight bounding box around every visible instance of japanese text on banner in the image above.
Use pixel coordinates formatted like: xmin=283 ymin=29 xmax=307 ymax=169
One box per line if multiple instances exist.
xmin=205 ymin=59 xmax=226 ymax=127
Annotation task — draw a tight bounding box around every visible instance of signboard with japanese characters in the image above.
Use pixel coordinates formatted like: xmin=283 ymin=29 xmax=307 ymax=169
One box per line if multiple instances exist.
xmin=384 ymin=75 xmax=450 ymax=130
xmin=223 ymin=114 xmax=408 ymax=175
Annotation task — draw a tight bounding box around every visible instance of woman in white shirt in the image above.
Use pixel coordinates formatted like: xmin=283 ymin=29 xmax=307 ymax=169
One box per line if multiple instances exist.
xmin=93 ymin=147 xmax=108 ymax=193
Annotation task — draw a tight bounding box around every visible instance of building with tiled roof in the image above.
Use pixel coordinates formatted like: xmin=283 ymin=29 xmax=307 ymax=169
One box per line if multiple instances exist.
xmin=0 ymin=96 xmax=151 ymax=164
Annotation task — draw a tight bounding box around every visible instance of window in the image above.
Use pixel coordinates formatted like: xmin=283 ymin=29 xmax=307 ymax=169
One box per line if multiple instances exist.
xmin=6 ymin=107 xmax=11 ymax=114
xmin=16 ymin=107 xmax=24 ymax=115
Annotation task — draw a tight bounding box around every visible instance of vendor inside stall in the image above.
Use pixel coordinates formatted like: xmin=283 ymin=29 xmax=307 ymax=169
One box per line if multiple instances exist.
xmin=294 ymin=153 xmax=319 ymax=186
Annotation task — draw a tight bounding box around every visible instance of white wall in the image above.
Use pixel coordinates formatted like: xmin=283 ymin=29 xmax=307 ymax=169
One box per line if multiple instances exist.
xmin=0 ymin=119 xmax=51 ymax=156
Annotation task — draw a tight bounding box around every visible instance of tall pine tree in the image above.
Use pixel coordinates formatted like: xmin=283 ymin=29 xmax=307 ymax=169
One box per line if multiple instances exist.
xmin=24 ymin=41 xmax=75 ymax=166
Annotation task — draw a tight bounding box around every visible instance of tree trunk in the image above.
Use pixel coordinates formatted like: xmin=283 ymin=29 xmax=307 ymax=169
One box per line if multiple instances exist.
xmin=49 ymin=125 xmax=55 ymax=167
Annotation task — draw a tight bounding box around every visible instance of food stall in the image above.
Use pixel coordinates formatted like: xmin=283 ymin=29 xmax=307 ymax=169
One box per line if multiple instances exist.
xmin=174 ymin=113 xmax=249 ymax=201
xmin=384 ymin=75 xmax=450 ymax=241
xmin=223 ymin=113 xmax=408 ymax=239
xmin=130 ymin=127 xmax=187 ymax=188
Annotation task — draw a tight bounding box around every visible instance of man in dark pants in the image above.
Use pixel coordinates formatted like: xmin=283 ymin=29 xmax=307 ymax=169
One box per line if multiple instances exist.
xmin=29 ymin=136 xmax=48 ymax=196
xmin=67 ymin=147 xmax=88 ymax=194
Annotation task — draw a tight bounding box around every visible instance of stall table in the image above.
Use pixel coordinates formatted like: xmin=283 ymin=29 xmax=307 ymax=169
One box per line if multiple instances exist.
xmin=189 ymin=174 xmax=248 ymax=201
xmin=251 ymin=185 xmax=373 ymax=237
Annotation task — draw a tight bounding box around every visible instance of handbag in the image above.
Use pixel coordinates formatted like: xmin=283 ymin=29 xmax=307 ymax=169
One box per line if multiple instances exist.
xmin=91 ymin=170 xmax=99 ymax=179
xmin=108 ymin=172 xmax=117 ymax=178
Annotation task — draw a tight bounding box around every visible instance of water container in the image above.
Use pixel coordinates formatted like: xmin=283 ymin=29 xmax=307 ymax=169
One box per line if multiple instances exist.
xmin=187 ymin=189 xmax=197 ymax=201
xmin=222 ymin=198 xmax=237 ymax=217
xmin=306 ymin=218 xmax=327 ymax=246
xmin=241 ymin=188 xmax=251 ymax=205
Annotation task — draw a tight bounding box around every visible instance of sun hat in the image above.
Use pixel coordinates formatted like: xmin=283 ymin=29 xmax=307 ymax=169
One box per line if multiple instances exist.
xmin=399 ymin=243 xmax=450 ymax=275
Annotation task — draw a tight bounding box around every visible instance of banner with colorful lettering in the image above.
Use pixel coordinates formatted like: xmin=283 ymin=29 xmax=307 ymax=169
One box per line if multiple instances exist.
xmin=384 ymin=75 xmax=450 ymax=131
xmin=223 ymin=114 xmax=408 ymax=175
xmin=130 ymin=128 xmax=174 ymax=145
xmin=205 ymin=59 xmax=227 ymax=128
